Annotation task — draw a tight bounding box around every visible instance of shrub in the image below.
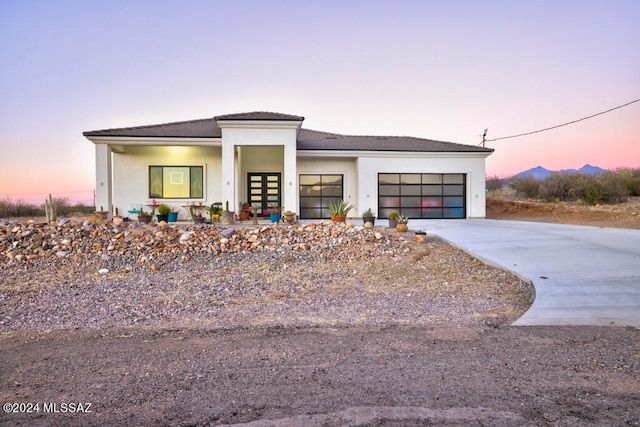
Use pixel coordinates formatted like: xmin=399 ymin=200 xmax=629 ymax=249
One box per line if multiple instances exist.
xmin=510 ymin=177 xmax=541 ymax=199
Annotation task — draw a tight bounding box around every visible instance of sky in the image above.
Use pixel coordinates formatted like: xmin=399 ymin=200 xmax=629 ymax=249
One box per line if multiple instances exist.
xmin=1 ymin=0 xmax=639 ymax=204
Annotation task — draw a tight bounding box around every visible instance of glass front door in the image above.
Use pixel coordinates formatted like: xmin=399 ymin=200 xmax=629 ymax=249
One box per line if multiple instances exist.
xmin=248 ymin=173 xmax=281 ymax=216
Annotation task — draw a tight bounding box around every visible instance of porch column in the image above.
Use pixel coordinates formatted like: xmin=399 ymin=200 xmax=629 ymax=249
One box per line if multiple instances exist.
xmin=283 ymin=143 xmax=297 ymax=213
xmin=221 ymin=141 xmax=236 ymax=212
xmin=95 ymin=144 xmax=112 ymax=217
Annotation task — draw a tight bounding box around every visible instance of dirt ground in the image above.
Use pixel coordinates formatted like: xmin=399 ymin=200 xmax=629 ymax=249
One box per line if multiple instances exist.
xmin=2 ymin=203 xmax=640 ymax=426
xmin=486 ymin=195 xmax=640 ymax=229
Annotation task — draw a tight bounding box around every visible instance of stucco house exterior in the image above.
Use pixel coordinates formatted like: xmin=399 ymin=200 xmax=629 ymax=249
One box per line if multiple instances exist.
xmin=84 ymin=111 xmax=493 ymax=221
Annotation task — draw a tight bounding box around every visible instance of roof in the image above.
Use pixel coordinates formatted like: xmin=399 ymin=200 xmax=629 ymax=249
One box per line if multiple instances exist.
xmin=297 ymin=129 xmax=493 ymax=153
xmin=83 ymin=111 xmax=493 ymax=153
xmin=214 ymin=111 xmax=304 ymax=121
xmin=83 ymin=118 xmax=221 ymax=138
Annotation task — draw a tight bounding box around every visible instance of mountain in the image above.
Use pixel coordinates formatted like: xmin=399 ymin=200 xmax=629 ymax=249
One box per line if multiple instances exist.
xmin=513 ymin=166 xmax=552 ymax=179
xmin=513 ymin=164 xmax=608 ymax=179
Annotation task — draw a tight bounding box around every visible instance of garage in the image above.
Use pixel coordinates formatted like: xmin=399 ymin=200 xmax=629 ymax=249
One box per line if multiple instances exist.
xmin=378 ymin=173 xmax=466 ymax=219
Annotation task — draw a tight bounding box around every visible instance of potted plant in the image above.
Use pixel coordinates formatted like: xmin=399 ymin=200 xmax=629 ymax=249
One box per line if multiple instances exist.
xmin=267 ymin=206 xmax=281 ymax=223
xmin=282 ymin=210 xmax=296 ymax=224
xmin=138 ymin=208 xmax=152 ymax=224
xmin=167 ymin=205 xmax=179 ymax=222
xmin=415 ymin=230 xmax=427 ymax=243
xmin=220 ymin=201 xmax=234 ymax=225
xmin=362 ymin=208 xmax=376 ymax=226
xmin=95 ymin=205 xmax=108 ymax=220
xmin=112 ymin=207 xmax=124 ymax=225
xmin=388 ymin=210 xmax=400 ymax=228
xmin=186 ymin=205 xmax=206 ymax=224
xmin=156 ymin=203 xmax=171 ymax=222
xmin=237 ymin=202 xmax=251 ymax=221
xmin=396 ymin=216 xmax=409 ymax=232
xmin=328 ymin=199 xmax=355 ymax=223
xmin=208 ymin=202 xmax=222 ymax=222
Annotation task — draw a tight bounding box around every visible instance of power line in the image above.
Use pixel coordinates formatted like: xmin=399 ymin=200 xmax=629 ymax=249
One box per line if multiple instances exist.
xmin=483 ymin=98 xmax=640 ymax=143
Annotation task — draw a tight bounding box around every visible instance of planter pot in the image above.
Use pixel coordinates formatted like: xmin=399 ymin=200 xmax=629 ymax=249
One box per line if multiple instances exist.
xmin=167 ymin=212 xmax=178 ymax=222
xmin=415 ymin=232 xmax=427 ymax=243
xmin=157 ymin=214 xmax=169 ymax=223
xmin=220 ymin=211 xmax=234 ymax=225
xmin=283 ymin=211 xmax=296 ymax=224
xmin=210 ymin=213 xmax=220 ymax=222
xmin=138 ymin=215 xmax=152 ymax=224
xmin=388 ymin=219 xmax=398 ymax=228
xmin=95 ymin=211 xmax=108 ymax=220
xmin=331 ymin=215 xmax=347 ymax=223
xmin=396 ymin=223 xmax=408 ymax=232
xmin=363 ymin=216 xmax=376 ymax=226
xmin=270 ymin=212 xmax=282 ymax=223
xmin=239 ymin=213 xmax=250 ymax=221
xmin=194 ymin=217 xmax=205 ymax=224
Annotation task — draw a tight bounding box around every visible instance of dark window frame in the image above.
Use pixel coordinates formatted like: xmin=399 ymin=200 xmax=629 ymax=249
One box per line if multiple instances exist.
xmin=299 ymin=174 xmax=344 ymax=219
xmin=377 ymin=173 xmax=466 ymax=219
xmin=149 ymin=165 xmax=204 ymax=199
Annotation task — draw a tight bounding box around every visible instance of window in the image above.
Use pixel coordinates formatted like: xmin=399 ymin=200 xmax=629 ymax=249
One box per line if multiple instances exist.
xmin=299 ymin=174 xmax=343 ymax=219
xmin=378 ymin=173 xmax=465 ymax=219
xmin=149 ymin=166 xmax=203 ymax=199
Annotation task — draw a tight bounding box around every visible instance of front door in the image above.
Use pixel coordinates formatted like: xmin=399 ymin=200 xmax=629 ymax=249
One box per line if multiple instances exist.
xmin=248 ymin=173 xmax=281 ymax=216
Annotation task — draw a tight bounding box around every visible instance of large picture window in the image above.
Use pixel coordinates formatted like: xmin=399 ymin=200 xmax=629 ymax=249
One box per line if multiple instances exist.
xmin=149 ymin=166 xmax=203 ymax=199
xmin=378 ymin=173 xmax=466 ymax=219
xmin=299 ymin=174 xmax=344 ymax=219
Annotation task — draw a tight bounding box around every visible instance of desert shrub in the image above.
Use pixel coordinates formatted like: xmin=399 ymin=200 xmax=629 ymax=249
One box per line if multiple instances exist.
xmin=0 ymin=196 xmax=95 ymax=218
xmin=537 ymin=173 xmax=576 ymax=201
xmin=486 ymin=176 xmax=507 ymax=192
xmin=615 ymin=168 xmax=640 ymax=196
xmin=510 ymin=177 xmax=541 ymax=199
xmin=594 ymin=173 xmax=629 ymax=204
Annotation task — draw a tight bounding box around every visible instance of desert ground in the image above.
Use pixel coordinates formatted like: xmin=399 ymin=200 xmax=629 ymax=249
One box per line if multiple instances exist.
xmin=1 ymin=200 xmax=638 ymax=426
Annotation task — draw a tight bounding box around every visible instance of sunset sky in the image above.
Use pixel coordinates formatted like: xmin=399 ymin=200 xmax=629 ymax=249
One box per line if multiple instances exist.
xmin=1 ymin=0 xmax=639 ymax=204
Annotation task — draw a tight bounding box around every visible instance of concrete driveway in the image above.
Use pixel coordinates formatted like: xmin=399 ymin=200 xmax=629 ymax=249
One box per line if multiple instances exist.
xmin=414 ymin=219 xmax=640 ymax=326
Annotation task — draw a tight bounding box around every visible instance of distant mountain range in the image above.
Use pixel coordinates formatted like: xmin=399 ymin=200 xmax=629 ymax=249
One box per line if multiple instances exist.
xmin=513 ymin=164 xmax=608 ymax=179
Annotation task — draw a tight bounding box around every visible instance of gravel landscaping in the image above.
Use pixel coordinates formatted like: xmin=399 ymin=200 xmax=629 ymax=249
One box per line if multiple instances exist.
xmin=0 ymin=219 xmax=533 ymax=333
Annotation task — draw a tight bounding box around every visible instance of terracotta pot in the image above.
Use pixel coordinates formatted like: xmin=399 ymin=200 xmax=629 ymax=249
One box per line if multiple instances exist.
xmin=396 ymin=223 xmax=408 ymax=232
xmin=415 ymin=232 xmax=427 ymax=243
xmin=331 ymin=215 xmax=347 ymax=223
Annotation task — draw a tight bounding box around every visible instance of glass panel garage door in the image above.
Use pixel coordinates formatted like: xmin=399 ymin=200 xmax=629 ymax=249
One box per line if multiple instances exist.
xmin=299 ymin=174 xmax=343 ymax=219
xmin=378 ymin=173 xmax=466 ymax=219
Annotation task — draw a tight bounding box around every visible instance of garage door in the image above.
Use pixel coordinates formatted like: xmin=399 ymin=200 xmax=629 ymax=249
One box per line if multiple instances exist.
xmin=378 ymin=173 xmax=466 ymax=219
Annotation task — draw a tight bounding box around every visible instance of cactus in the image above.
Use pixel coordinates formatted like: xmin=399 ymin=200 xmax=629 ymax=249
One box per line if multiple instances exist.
xmin=44 ymin=193 xmax=57 ymax=222
xmin=225 ymin=200 xmax=229 ymax=212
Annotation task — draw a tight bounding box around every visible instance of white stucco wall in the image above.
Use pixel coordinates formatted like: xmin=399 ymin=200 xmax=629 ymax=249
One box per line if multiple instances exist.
xmin=112 ymin=145 xmax=221 ymax=220
xmin=218 ymin=122 xmax=299 ymax=213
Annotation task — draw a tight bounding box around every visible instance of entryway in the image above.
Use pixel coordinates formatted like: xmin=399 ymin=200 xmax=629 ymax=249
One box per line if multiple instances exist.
xmin=248 ymin=173 xmax=281 ymax=216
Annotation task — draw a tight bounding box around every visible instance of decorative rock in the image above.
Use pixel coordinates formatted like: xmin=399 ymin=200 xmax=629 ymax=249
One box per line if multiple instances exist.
xmin=98 ymin=268 xmax=109 ymax=274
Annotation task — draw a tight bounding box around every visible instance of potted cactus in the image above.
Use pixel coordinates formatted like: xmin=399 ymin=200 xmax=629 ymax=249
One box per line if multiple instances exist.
xmin=388 ymin=210 xmax=400 ymax=228
xmin=362 ymin=208 xmax=376 ymax=226
xmin=137 ymin=208 xmax=152 ymax=224
xmin=220 ymin=201 xmax=234 ymax=225
xmin=396 ymin=216 xmax=409 ymax=232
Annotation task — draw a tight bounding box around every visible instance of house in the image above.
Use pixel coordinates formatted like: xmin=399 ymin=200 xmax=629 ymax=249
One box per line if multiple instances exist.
xmin=83 ymin=111 xmax=493 ymax=220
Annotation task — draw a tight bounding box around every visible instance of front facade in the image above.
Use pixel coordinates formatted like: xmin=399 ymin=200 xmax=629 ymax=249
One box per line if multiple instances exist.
xmin=84 ymin=112 xmax=493 ymax=220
